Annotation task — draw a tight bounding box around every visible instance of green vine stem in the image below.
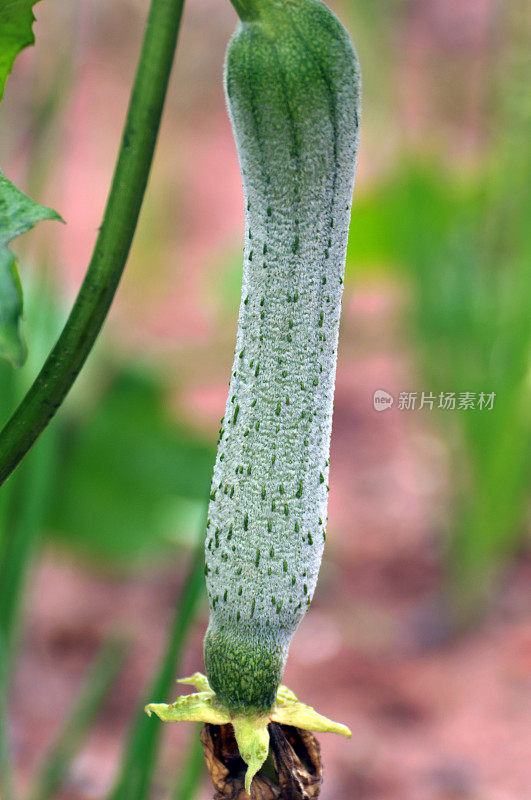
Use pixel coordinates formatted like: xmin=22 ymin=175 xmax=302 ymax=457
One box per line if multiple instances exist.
xmin=0 ymin=0 xmax=186 ymax=487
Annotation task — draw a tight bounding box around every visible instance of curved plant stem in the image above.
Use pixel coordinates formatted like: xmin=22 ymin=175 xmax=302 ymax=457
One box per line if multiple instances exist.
xmin=0 ymin=0 xmax=186 ymax=487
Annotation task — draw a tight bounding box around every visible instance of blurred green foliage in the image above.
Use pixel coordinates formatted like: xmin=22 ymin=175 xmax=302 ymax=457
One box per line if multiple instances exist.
xmin=47 ymin=368 xmax=215 ymax=564
xmin=0 ymin=281 xmax=216 ymax=567
xmin=28 ymin=637 xmax=129 ymax=800
xmin=0 ymin=276 xmax=62 ymax=678
xmin=0 ymin=282 xmax=211 ymax=800
xmin=108 ymin=541 xmax=205 ymax=800
xmin=347 ymin=158 xmax=530 ymax=624
xmin=343 ymin=0 xmax=530 ymax=625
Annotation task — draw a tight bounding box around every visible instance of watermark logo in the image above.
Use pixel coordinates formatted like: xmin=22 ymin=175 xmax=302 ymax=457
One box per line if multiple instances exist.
xmin=373 ymin=389 xmax=394 ymax=411
xmin=372 ymin=390 xmax=496 ymax=412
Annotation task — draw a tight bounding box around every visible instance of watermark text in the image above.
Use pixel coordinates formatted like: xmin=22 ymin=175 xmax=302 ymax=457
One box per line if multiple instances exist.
xmin=373 ymin=390 xmax=496 ymax=412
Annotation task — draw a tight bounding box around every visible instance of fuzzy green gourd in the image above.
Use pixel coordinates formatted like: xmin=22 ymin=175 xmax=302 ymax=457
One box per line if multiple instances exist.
xmin=204 ymin=0 xmax=360 ymax=712
xmin=147 ymin=0 xmax=360 ymax=791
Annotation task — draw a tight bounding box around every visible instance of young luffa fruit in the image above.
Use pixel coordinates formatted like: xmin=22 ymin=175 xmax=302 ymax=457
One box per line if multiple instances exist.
xmin=146 ymin=0 xmax=361 ymax=791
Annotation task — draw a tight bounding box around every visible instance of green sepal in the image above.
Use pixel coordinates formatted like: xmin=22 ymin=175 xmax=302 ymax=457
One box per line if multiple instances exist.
xmin=145 ymin=674 xmax=351 ymax=794
xmin=232 ymin=715 xmax=270 ymax=795
xmin=0 ymin=170 xmax=63 ymax=366
xmin=177 ymin=672 xmax=211 ymax=692
xmin=271 ymin=697 xmax=352 ymax=737
xmin=145 ymin=691 xmax=230 ymax=725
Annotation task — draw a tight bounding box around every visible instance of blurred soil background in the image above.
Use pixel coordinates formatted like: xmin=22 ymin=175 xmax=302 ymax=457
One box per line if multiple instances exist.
xmin=0 ymin=0 xmax=529 ymax=798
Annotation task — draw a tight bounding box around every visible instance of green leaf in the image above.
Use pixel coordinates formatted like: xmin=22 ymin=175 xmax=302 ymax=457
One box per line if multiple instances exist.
xmin=0 ymin=0 xmax=40 ymax=100
xmin=0 ymin=170 xmax=62 ymax=366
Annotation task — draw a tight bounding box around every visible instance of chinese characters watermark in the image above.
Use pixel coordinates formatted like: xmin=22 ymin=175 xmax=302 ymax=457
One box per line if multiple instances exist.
xmin=373 ymin=390 xmax=496 ymax=412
